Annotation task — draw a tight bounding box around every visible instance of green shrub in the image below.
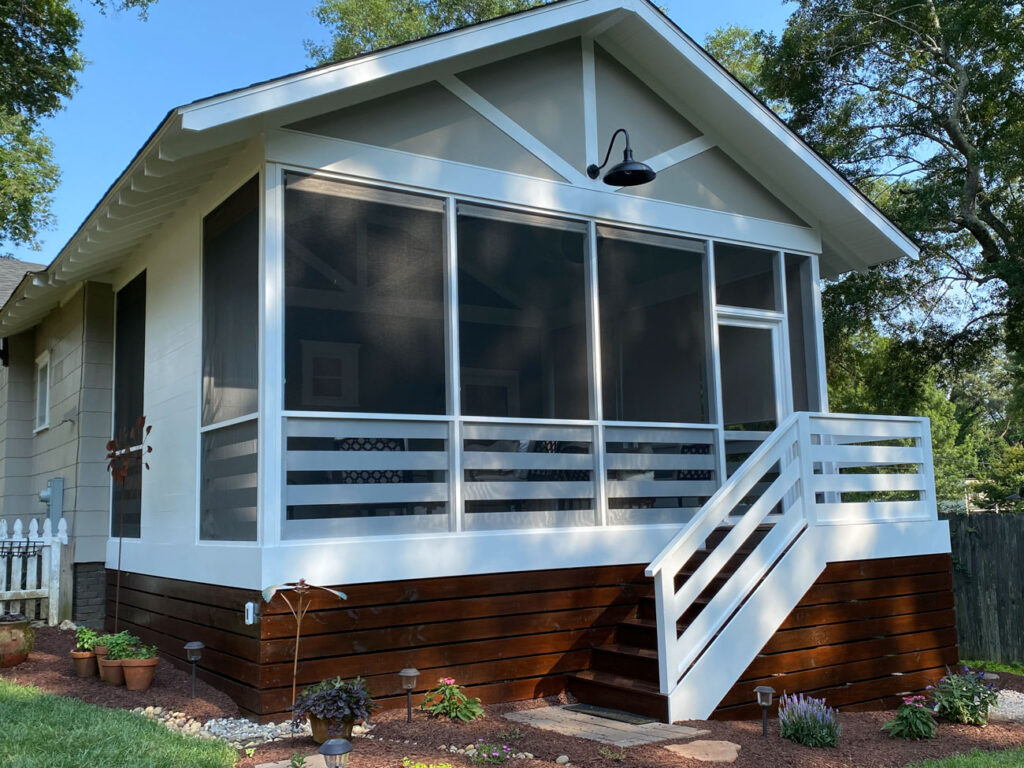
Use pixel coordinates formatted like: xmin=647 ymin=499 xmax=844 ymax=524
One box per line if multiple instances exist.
xmin=421 ymin=677 xmax=484 ymax=722
xmin=931 ymin=665 xmax=999 ymax=725
xmin=883 ymin=695 xmax=937 ymax=740
xmin=778 ymin=692 xmax=840 ymax=747
xmin=74 ymin=626 xmax=99 ymax=652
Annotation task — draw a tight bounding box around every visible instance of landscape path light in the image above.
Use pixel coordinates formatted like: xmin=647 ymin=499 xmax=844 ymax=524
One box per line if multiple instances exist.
xmin=184 ymin=641 xmax=204 ymax=699
xmin=754 ymin=685 xmax=775 ymax=737
xmin=319 ymin=737 xmax=353 ymax=767
xmin=399 ymin=667 xmax=419 ymax=722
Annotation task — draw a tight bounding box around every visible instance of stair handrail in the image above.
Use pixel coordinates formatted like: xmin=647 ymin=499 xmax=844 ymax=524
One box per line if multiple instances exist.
xmin=645 ymin=412 xmax=803 ymax=581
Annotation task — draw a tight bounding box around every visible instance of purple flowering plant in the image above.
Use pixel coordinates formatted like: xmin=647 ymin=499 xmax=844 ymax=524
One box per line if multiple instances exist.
xmin=778 ymin=692 xmax=840 ymax=747
xmin=469 ymin=740 xmax=514 ymax=765
xmin=929 ymin=665 xmax=999 ymax=725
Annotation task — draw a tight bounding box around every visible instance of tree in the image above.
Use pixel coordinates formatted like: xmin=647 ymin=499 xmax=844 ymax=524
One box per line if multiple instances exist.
xmin=0 ymin=0 xmax=155 ymax=254
xmin=307 ymin=0 xmax=546 ymax=64
xmin=755 ymin=0 xmax=1023 ymax=379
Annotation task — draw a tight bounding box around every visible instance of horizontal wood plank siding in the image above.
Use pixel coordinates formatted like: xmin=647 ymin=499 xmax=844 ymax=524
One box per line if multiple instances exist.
xmin=108 ymin=565 xmax=647 ymax=720
xmin=712 ymin=554 xmax=958 ymax=720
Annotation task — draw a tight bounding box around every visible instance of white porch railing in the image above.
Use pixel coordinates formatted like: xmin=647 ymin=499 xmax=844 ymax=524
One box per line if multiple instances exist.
xmin=645 ymin=412 xmax=938 ymax=721
xmin=0 ymin=517 xmax=68 ymax=625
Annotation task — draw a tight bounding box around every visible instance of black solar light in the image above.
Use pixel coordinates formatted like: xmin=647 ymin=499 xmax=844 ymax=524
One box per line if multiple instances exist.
xmin=399 ymin=667 xmax=419 ymax=722
xmin=184 ymin=641 xmax=204 ymax=699
xmin=755 ymin=685 xmax=775 ymax=737
xmin=319 ymin=737 xmax=353 ymax=768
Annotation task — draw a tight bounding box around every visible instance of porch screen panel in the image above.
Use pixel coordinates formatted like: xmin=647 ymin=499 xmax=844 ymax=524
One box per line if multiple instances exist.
xmin=719 ymin=325 xmax=777 ymax=431
xmin=283 ymin=174 xmax=447 ymax=415
xmin=112 ymin=271 xmax=145 ymax=539
xmin=785 ymin=254 xmax=820 ymax=412
xmin=714 ymin=243 xmax=778 ymax=310
xmin=597 ymin=227 xmax=709 ymax=424
xmin=202 ymin=177 xmax=259 ymax=426
xmin=200 ymin=419 xmax=258 ymax=541
xmin=457 ymin=205 xmax=590 ymax=419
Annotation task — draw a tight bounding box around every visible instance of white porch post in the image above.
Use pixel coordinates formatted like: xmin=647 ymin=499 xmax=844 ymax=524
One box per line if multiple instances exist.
xmin=260 ymin=163 xmax=285 ymax=550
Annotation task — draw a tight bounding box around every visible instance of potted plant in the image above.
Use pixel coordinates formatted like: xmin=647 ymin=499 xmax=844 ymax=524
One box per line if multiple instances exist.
xmin=93 ymin=633 xmax=114 ymax=681
xmin=0 ymin=613 xmax=34 ymax=668
xmin=98 ymin=631 xmax=139 ymax=686
xmin=121 ymin=644 xmax=160 ymax=691
xmin=292 ymin=676 xmax=374 ymax=744
xmin=70 ymin=626 xmax=100 ymax=677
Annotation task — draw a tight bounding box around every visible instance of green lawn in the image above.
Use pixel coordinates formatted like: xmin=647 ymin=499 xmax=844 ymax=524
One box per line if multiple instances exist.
xmin=0 ymin=679 xmax=236 ymax=768
xmin=893 ymin=749 xmax=1024 ymax=767
xmin=961 ymin=659 xmax=1024 ymax=677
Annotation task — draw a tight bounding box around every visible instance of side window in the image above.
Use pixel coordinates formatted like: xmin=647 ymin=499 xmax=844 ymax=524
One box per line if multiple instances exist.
xmin=34 ymin=351 xmax=50 ymax=431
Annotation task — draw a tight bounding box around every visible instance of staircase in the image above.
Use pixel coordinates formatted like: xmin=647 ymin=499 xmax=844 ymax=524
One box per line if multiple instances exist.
xmin=569 ymin=412 xmax=940 ymax=723
xmin=568 ymin=524 xmax=776 ymax=720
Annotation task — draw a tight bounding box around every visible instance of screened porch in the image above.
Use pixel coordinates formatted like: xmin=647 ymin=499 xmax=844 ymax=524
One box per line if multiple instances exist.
xmin=198 ymin=171 xmax=824 ymax=544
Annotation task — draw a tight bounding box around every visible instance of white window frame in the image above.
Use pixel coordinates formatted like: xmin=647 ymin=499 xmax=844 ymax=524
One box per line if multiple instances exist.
xmin=34 ymin=350 xmax=51 ymax=432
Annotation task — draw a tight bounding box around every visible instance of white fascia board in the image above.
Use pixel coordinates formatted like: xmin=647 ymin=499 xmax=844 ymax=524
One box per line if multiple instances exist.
xmin=179 ymin=0 xmax=626 ymax=132
xmin=628 ymin=3 xmax=918 ymax=262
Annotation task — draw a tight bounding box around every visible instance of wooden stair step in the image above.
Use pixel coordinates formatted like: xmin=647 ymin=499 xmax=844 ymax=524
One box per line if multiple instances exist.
xmin=590 ymin=642 xmax=660 ymax=683
xmin=568 ymin=669 xmax=668 ymax=722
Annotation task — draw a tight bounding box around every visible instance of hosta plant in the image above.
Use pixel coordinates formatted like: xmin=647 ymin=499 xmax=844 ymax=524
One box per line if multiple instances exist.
xmin=930 ymin=665 xmax=999 ymax=725
xmin=778 ymin=692 xmax=840 ymax=747
xmin=883 ymin=695 xmax=937 ymax=740
xmin=421 ymin=677 xmax=484 ymax=722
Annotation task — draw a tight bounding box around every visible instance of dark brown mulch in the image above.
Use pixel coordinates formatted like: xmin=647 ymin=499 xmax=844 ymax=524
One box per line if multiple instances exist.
xmin=0 ymin=625 xmax=237 ymax=720
xmin=236 ymin=692 xmax=1024 ymax=768
xmin=7 ymin=628 xmax=1024 ymax=768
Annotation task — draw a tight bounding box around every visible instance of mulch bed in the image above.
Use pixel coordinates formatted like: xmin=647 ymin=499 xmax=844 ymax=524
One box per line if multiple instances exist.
xmin=6 ymin=626 xmax=1024 ymax=767
xmin=0 ymin=625 xmax=237 ymax=720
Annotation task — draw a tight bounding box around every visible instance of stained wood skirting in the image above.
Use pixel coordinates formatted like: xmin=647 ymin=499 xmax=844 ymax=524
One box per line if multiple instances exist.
xmin=106 ymin=565 xmax=649 ymax=720
xmin=712 ymin=553 xmax=959 ymax=720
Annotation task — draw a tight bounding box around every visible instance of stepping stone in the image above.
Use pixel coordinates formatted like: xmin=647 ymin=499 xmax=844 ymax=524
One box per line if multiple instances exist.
xmin=505 ymin=706 xmax=709 ymax=747
xmin=664 ymin=740 xmax=741 ymax=763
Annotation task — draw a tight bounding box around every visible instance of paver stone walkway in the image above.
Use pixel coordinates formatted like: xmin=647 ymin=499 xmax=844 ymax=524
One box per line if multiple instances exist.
xmin=503 ymin=706 xmax=710 ymax=747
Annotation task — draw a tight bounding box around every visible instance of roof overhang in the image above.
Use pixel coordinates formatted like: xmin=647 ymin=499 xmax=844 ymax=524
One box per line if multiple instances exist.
xmin=0 ymin=0 xmax=916 ymax=337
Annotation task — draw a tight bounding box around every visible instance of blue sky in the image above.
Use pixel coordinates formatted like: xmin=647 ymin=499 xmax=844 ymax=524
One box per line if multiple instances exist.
xmin=8 ymin=0 xmax=793 ymax=264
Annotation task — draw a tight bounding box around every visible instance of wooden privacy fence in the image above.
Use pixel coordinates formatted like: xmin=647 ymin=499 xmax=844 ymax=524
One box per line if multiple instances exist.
xmin=0 ymin=518 xmax=68 ymax=625
xmin=943 ymin=512 xmax=1024 ymax=663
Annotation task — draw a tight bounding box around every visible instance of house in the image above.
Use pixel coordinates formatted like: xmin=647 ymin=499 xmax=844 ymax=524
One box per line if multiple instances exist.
xmin=0 ymin=0 xmax=955 ymax=723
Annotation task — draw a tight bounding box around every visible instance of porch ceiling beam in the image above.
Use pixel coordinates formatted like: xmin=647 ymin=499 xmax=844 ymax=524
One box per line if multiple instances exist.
xmin=439 ymin=74 xmax=587 ymax=185
xmin=143 ymin=145 xmax=238 ymax=178
xmin=93 ymin=213 xmax=171 ymax=236
xmin=129 ymin=168 xmax=218 ymax=194
xmin=103 ymin=197 xmax=188 ymax=223
xmin=118 ymin=183 xmax=201 ymax=208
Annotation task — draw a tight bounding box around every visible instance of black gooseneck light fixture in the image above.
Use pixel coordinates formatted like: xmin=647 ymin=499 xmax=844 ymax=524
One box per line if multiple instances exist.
xmin=587 ymin=128 xmax=656 ymax=186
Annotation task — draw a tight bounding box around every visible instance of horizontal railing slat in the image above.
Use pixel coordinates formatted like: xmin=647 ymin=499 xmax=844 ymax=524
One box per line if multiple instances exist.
xmin=286 ymin=419 xmax=448 ymax=440
xmin=604 ymin=454 xmax=715 ymax=471
xmin=607 ymin=480 xmax=718 ymax=498
xmin=286 ymin=482 xmax=449 ymax=506
xmin=461 ymin=452 xmax=592 ymax=471
xmin=462 ymin=481 xmax=594 ymax=501
xmin=287 ymin=450 xmax=448 ymax=472
xmin=812 ymin=473 xmax=925 ymax=494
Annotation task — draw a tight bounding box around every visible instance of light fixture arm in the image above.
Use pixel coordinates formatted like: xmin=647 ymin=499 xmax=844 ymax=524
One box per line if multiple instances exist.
xmin=587 ymin=128 xmax=632 ymax=179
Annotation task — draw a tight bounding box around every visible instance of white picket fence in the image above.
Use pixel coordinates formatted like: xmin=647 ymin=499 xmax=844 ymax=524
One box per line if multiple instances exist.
xmin=0 ymin=517 xmax=68 ymax=625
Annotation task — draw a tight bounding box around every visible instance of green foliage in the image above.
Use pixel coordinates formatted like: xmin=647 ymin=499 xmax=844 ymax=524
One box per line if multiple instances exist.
xmin=597 ymin=745 xmax=626 ymax=761
xmin=399 ymin=760 xmax=454 ymax=768
xmin=0 ymin=679 xmax=235 ymax=767
xmin=74 ymin=625 xmax=99 ymax=652
xmin=306 ymin=0 xmax=546 ymax=63
xmin=883 ymin=695 xmax=937 ymax=740
xmin=291 ymin=676 xmax=374 ymax=730
xmin=0 ymin=0 xmax=156 ymax=252
xmin=97 ymin=631 xmax=141 ymax=660
xmin=120 ymin=644 xmax=158 ymax=660
xmin=495 ymin=727 xmax=522 ymax=741
xmin=469 ymin=740 xmax=512 ymax=764
xmin=288 ymin=754 xmax=306 ymax=768
xmin=778 ymin=692 xmax=840 ymax=747
xmin=421 ymin=677 xmax=484 ymax=722
xmin=961 ymin=659 xmax=1024 ymax=677
xmin=930 ymin=665 xmax=1000 ymax=725
xmin=898 ymin=749 xmax=1024 ymax=768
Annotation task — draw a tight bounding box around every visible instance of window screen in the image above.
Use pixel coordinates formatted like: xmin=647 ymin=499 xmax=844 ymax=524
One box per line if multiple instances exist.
xmin=715 ymin=243 xmax=777 ymax=310
xmin=200 ymin=419 xmax=258 ymax=541
xmin=786 ymin=254 xmax=820 ymax=412
xmin=112 ymin=271 xmax=146 ymax=539
xmin=457 ymin=204 xmax=590 ymax=420
xmin=203 ymin=177 xmax=259 ymax=426
xmin=597 ymin=227 xmax=709 ymax=423
xmin=284 ymin=174 xmax=447 ymax=415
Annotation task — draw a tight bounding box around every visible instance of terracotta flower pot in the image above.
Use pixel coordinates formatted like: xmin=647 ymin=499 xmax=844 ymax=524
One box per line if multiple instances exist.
xmin=94 ymin=645 xmax=110 ymax=681
xmin=99 ymin=657 xmax=124 ymax=686
xmin=70 ymin=650 xmax=98 ymax=677
xmin=0 ymin=617 xmax=35 ymax=668
xmin=121 ymin=657 xmax=159 ymax=691
xmin=308 ymin=715 xmax=355 ymax=744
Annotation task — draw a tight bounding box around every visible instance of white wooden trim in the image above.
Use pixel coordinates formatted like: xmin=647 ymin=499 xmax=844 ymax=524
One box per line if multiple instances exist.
xmin=809 ymin=254 xmax=830 ymax=411
xmin=440 ymin=75 xmax=587 ymax=184
xmin=581 ymin=36 xmax=599 ymax=186
xmin=266 ymin=130 xmax=823 ymax=254
xmin=200 ymin=412 xmax=258 ymax=433
xmin=260 ymin=163 xmax=284 ymax=548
